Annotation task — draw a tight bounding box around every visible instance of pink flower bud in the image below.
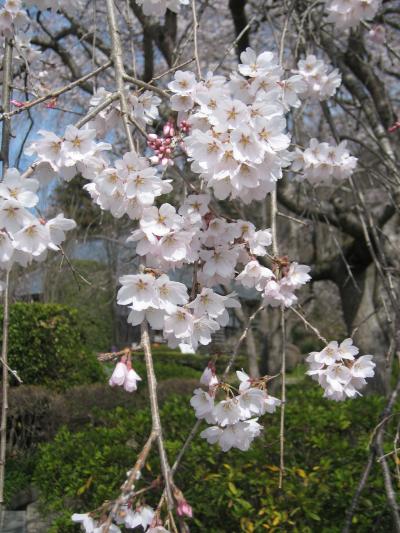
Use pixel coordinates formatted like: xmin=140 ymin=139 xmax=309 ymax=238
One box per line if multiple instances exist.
xmin=368 ymin=24 xmax=386 ymax=44
xmin=11 ymin=99 xmax=25 ymax=108
xmin=177 ymin=501 xmax=193 ymax=518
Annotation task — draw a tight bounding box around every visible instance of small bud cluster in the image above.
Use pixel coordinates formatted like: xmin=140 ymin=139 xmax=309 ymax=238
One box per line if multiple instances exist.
xmin=147 ymin=120 xmax=190 ymax=166
xmin=306 ymin=338 xmax=375 ymax=401
xmin=191 ymin=367 xmax=280 ymax=452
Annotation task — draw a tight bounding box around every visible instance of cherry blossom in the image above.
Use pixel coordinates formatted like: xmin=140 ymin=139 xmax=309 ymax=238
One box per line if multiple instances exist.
xmin=294 ymin=55 xmax=341 ymax=101
xmin=109 ymin=357 xmax=142 ymax=393
xmin=291 ymin=139 xmax=357 ymax=184
xmin=325 ymin=0 xmax=381 ymax=28
xmin=306 ymin=338 xmax=375 ymax=400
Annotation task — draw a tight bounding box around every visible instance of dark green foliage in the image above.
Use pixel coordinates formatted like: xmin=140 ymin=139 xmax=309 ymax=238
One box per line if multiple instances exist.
xmin=2 ymin=303 xmax=104 ymax=389
xmin=4 ymin=453 xmax=37 ymax=507
xmin=133 ymin=346 xmax=246 ymax=374
xmin=33 ymin=384 xmax=393 ymax=532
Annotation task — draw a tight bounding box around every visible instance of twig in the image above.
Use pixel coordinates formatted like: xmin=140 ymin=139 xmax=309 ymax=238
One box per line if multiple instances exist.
xmin=191 ymin=0 xmax=201 ymax=78
xmin=0 ymin=37 xmax=13 ymax=508
xmin=103 ymin=430 xmax=158 ymax=532
xmin=376 ymin=427 xmax=400 ymax=532
xmin=0 ymin=271 xmax=10 ymax=505
xmin=289 ymin=306 xmax=328 ymax=345
xmin=214 ymin=15 xmax=257 ymax=71
xmin=141 ymin=320 xmax=174 ymax=510
xmin=342 ymin=376 xmax=400 ymax=533
xmin=123 ymin=73 xmax=169 ymax=99
xmin=1 ymin=39 xmax=13 ymax=174
xmin=75 ymin=92 xmax=119 ymax=129
xmin=105 ymin=0 xmax=135 ymax=152
xmin=278 ymin=305 xmax=286 ymax=489
xmin=223 ymin=304 xmax=264 ymax=378
xmin=0 ymin=61 xmax=112 ymax=121
xmin=150 ymin=58 xmax=195 ymax=82
xmin=270 ymin=190 xmax=279 ymax=257
xmin=277 ymin=210 xmax=309 ymax=226
xmin=0 ymin=357 xmax=22 ymax=385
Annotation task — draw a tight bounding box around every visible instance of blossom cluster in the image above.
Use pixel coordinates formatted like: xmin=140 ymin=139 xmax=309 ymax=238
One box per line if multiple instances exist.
xmin=0 ymin=0 xmax=84 ymax=37
xmin=72 ymin=505 xmax=162 ymax=533
xmin=325 ymin=0 xmax=381 ymax=28
xmin=291 ymin=139 xmax=357 ymax=184
xmin=117 ymin=272 xmax=240 ymax=351
xmin=135 ymin=0 xmax=188 ymax=16
xmin=0 ymin=0 xmax=27 ymax=36
xmin=0 ymin=168 xmax=76 ymax=269
xmin=306 ymin=338 xmax=375 ymax=401
xmin=89 ymin=87 xmax=161 ymax=137
xmin=236 ymin=259 xmax=311 ymax=308
xmin=191 ymin=366 xmax=280 ymax=452
xmin=168 ymin=48 xmax=308 ymax=204
xmin=294 ymin=55 xmax=341 ymax=101
xmin=26 ymin=125 xmax=112 ymax=184
xmin=130 ymin=193 xmax=273 ymax=282
xmin=109 ymin=354 xmax=142 ymax=392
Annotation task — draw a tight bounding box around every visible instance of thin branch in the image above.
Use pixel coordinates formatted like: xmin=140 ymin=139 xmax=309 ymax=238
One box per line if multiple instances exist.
xmin=75 ymin=92 xmax=120 ymax=129
xmin=223 ymin=304 xmax=264 ymax=378
xmin=191 ymin=0 xmax=201 ymax=78
xmin=105 ymin=0 xmax=135 ymax=152
xmin=1 ymin=39 xmax=13 ymax=173
xmin=122 ymin=73 xmax=169 ymax=99
xmin=141 ymin=320 xmax=174 ymax=510
xmin=289 ymin=306 xmax=328 ymax=344
xmin=103 ymin=430 xmax=158 ymax=532
xmin=0 ymin=271 xmax=10 ymax=505
xmin=278 ymin=305 xmax=286 ymax=489
xmin=342 ymin=376 xmax=400 ymax=532
xmin=0 ymin=61 xmax=112 ymax=122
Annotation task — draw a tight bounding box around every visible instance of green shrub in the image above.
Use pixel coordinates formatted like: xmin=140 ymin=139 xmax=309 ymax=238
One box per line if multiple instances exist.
xmin=131 ymin=346 xmax=247 ymax=374
xmin=2 ymin=303 xmax=104 ymax=389
xmin=4 ymin=452 xmax=37 ymax=507
xmin=33 ymin=383 xmax=393 ymax=532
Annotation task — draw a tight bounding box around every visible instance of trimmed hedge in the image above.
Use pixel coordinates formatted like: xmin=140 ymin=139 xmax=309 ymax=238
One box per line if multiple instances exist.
xmin=33 ymin=383 xmax=393 ymax=532
xmin=2 ymin=303 xmax=104 ymax=389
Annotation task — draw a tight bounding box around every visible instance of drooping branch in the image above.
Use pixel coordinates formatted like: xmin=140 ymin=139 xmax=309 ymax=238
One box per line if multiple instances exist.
xmin=105 ymin=0 xmax=135 ymax=151
xmin=141 ymin=320 xmax=174 ymax=510
xmin=0 ymin=270 xmax=10 ymax=506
